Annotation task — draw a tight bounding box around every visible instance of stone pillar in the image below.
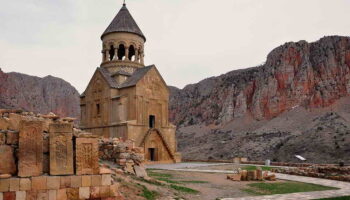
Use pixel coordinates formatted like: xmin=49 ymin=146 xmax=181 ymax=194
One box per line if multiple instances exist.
xmin=135 ymin=50 xmax=139 ymax=63
xmin=106 ymin=49 xmax=110 ymax=61
xmin=125 ymin=46 xmax=129 ymax=61
xmin=102 ymin=50 xmax=106 ymax=62
xmin=140 ymin=51 xmax=144 ymax=65
xmin=49 ymin=123 xmax=74 ymax=175
xmin=113 ymin=47 xmax=119 ymax=61
xmin=18 ymin=120 xmax=44 ymax=177
xmin=76 ymin=136 xmax=99 ymax=175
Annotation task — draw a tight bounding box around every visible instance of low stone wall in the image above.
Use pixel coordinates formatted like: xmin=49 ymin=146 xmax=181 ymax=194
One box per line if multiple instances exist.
xmin=272 ymin=166 xmax=350 ymax=182
xmin=0 ymin=174 xmax=120 ymax=199
xmin=0 ymin=109 xmax=121 ymax=199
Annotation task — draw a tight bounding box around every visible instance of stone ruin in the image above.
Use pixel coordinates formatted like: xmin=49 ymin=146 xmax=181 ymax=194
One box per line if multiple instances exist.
xmin=0 ymin=110 xmax=121 ymax=200
xmin=227 ymin=166 xmax=276 ymax=182
xmin=99 ymin=139 xmax=148 ymax=178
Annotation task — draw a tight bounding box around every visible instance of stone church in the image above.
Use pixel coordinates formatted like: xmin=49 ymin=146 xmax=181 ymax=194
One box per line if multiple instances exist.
xmin=80 ymin=3 xmax=181 ymax=163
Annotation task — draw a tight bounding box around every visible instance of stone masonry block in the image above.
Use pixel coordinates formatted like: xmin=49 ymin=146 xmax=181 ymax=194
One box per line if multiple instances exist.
xmin=90 ymin=187 xmax=100 ymax=199
xmin=16 ymin=191 xmax=26 ymax=200
xmin=20 ymin=178 xmax=31 ymax=191
xmin=0 ymin=192 xmax=2 ymax=200
xmin=101 ymin=174 xmax=112 ymax=186
xmin=0 ymin=179 xmax=10 ymax=192
xmin=37 ymin=190 xmax=49 ymax=200
xmin=26 ymin=190 xmax=38 ymax=200
xmin=47 ymin=176 xmax=60 ymax=190
xmin=48 ymin=190 xmax=57 ymax=200
xmin=56 ymin=189 xmax=67 ymax=200
xmin=6 ymin=131 xmax=18 ymax=145
xmin=91 ymin=175 xmax=102 ymax=186
xmin=70 ymin=176 xmax=82 ymax=188
xmin=0 ymin=133 xmax=5 ymax=145
xmin=66 ymin=188 xmax=79 ymax=200
xmin=79 ymin=187 xmax=90 ymax=199
xmin=9 ymin=178 xmax=19 ymax=191
xmin=81 ymin=176 xmax=91 ymax=187
xmin=3 ymin=192 xmax=15 ymax=200
xmin=49 ymin=123 xmax=73 ymax=133
xmin=100 ymin=186 xmax=110 ymax=198
xmin=60 ymin=177 xmax=70 ymax=189
xmin=32 ymin=176 xmax=47 ymax=190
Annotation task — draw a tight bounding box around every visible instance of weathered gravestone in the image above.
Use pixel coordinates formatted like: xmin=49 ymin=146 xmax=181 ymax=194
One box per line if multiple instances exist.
xmin=18 ymin=120 xmax=44 ymax=177
xmin=76 ymin=137 xmax=99 ymax=175
xmin=49 ymin=123 xmax=74 ymax=175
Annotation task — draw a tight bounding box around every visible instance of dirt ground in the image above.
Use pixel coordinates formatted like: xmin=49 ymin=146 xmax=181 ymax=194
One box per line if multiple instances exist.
xmin=148 ymin=170 xmax=285 ymax=200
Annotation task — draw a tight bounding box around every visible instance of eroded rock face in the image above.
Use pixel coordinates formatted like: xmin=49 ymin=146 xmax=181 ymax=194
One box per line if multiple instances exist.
xmin=170 ymin=36 xmax=350 ymax=126
xmin=0 ymin=70 xmax=80 ymax=118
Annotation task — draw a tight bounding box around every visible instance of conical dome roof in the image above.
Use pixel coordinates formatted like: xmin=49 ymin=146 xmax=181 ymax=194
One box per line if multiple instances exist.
xmin=101 ymin=4 xmax=146 ymax=41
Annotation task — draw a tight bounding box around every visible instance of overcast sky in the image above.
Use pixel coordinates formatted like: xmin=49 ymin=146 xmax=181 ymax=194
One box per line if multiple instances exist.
xmin=0 ymin=0 xmax=349 ymax=93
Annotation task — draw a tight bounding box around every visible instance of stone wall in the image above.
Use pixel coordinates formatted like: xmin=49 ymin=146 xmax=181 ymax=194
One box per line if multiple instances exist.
xmin=0 ymin=109 xmax=121 ymax=200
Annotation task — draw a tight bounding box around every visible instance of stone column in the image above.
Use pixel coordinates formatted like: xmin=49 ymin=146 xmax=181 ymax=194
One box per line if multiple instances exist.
xmin=102 ymin=50 xmax=106 ymax=62
xmin=140 ymin=51 xmax=144 ymax=65
xmin=135 ymin=50 xmax=139 ymax=63
xmin=106 ymin=49 xmax=110 ymax=61
xmin=113 ymin=47 xmax=119 ymax=61
xmin=125 ymin=46 xmax=129 ymax=61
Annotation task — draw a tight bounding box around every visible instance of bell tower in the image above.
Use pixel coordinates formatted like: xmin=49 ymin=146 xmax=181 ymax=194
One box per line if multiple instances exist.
xmin=100 ymin=3 xmax=146 ymax=74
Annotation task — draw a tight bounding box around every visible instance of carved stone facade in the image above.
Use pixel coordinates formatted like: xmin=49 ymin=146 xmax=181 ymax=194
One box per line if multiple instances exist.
xmin=80 ymin=4 xmax=181 ymax=163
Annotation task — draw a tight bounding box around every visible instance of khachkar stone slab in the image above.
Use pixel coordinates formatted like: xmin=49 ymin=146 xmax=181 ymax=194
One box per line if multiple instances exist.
xmin=76 ymin=137 xmax=99 ymax=175
xmin=49 ymin=123 xmax=74 ymax=175
xmin=18 ymin=120 xmax=44 ymax=177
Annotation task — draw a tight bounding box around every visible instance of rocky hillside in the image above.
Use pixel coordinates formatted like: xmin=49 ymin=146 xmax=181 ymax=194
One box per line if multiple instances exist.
xmin=0 ymin=69 xmax=80 ymax=118
xmin=170 ymin=36 xmax=350 ymax=163
xmin=170 ymin=36 xmax=350 ymax=126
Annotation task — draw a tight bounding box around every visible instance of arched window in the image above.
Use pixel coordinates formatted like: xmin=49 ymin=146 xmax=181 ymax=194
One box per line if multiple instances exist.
xmin=109 ymin=45 xmax=115 ymax=61
xmin=117 ymin=44 xmax=125 ymax=60
xmin=128 ymin=45 xmax=136 ymax=61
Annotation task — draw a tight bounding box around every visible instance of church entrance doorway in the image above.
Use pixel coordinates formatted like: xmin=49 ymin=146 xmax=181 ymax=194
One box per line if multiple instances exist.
xmin=148 ymin=148 xmax=157 ymax=161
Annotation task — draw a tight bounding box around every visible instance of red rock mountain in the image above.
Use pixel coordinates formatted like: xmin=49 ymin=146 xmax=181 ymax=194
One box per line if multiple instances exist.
xmin=170 ymin=36 xmax=350 ymax=163
xmin=170 ymin=36 xmax=350 ymax=126
xmin=0 ymin=69 xmax=80 ymax=118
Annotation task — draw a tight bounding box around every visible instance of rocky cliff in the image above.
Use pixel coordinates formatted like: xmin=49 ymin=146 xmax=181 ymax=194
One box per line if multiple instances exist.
xmin=170 ymin=36 xmax=350 ymax=126
xmin=0 ymin=69 xmax=80 ymax=118
xmin=170 ymin=36 xmax=350 ymax=163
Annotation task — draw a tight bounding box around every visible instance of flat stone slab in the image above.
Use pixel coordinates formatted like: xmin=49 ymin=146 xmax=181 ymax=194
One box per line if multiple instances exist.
xmin=0 ymin=145 xmax=16 ymax=175
xmin=18 ymin=120 xmax=44 ymax=177
xmin=76 ymin=138 xmax=99 ymax=175
xmin=49 ymin=123 xmax=74 ymax=175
